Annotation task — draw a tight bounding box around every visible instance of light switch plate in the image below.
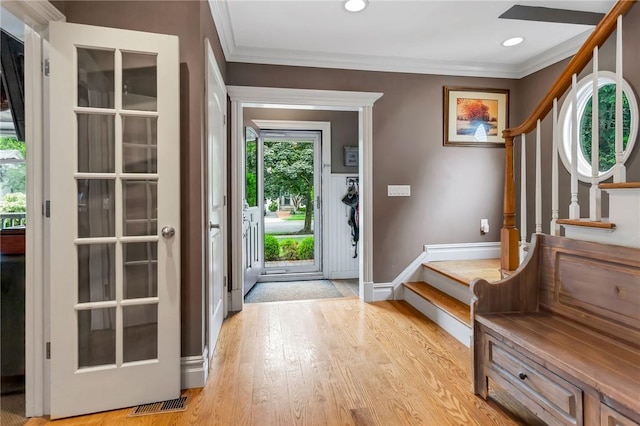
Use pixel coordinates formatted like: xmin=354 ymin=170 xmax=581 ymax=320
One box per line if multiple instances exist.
xmin=388 ymin=185 xmax=411 ymax=197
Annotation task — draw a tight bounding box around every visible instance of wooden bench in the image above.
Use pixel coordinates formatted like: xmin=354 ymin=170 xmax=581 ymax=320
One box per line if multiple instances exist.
xmin=471 ymin=234 xmax=640 ymax=426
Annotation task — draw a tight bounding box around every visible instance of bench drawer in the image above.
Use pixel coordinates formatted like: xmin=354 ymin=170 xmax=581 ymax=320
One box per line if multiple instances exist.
xmin=601 ymin=404 xmax=640 ymax=426
xmin=486 ymin=335 xmax=583 ymax=425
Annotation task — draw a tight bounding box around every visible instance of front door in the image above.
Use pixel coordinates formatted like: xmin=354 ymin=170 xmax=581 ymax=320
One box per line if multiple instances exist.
xmin=261 ymin=130 xmax=322 ymax=276
xmin=48 ymin=21 xmax=180 ymax=418
xmin=243 ymin=127 xmax=262 ymax=295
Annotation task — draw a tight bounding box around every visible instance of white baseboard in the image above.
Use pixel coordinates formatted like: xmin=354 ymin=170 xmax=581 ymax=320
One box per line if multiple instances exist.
xmin=424 ymin=242 xmax=501 ymax=262
xmin=404 ymin=289 xmax=471 ymax=347
xmin=231 ymin=289 xmax=243 ymax=311
xmin=372 ymin=283 xmax=394 ymax=301
xmin=363 ymin=281 xmax=374 ymax=302
xmin=181 ymin=346 xmax=209 ymax=389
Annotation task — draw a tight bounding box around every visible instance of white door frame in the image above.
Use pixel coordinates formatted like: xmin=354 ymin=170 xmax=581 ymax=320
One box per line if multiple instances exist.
xmin=228 ymin=87 xmax=382 ymax=310
xmin=1 ymin=0 xmax=66 ymax=417
xmin=253 ymin=120 xmax=331 ymax=279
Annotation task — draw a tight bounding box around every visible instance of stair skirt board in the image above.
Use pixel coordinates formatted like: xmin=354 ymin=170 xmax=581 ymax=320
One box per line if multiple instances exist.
xmin=404 ymin=287 xmax=471 ymax=347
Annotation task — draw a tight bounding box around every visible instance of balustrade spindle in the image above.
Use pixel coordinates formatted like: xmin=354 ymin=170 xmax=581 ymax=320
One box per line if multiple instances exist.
xmin=614 ymin=15 xmax=626 ymax=182
xmin=535 ymin=120 xmax=542 ymax=233
xmin=551 ymin=98 xmax=559 ymax=235
xmin=569 ymin=74 xmax=580 ymax=219
xmin=590 ymin=46 xmax=602 ymax=221
xmin=520 ymin=133 xmax=527 ymax=246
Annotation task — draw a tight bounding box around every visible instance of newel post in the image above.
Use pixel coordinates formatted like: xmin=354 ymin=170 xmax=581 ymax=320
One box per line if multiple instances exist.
xmin=501 ymin=135 xmax=519 ymax=273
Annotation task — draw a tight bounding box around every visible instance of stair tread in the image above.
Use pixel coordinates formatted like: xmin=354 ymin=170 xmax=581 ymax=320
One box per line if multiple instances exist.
xmin=403 ymin=281 xmax=470 ymax=326
xmin=422 ymin=259 xmax=502 ymax=287
xmin=556 ymin=218 xmax=616 ymax=229
xmin=599 ymin=182 xmax=640 ymax=190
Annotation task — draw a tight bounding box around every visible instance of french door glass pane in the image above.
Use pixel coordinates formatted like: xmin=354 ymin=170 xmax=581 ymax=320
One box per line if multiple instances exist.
xmin=123 ymin=180 xmax=157 ymax=236
xmin=122 ymin=116 xmax=157 ymax=173
xmin=123 ymin=305 xmax=158 ymax=362
xmin=77 ymin=179 xmax=115 ymax=238
xmin=77 ymin=48 xmax=114 ymax=109
xmin=123 ymin=242 xmax=158 ymax=299
xmin=78 ymin=308 xmax=116 ymax=368
xmin=122 ymin=52 xmax=157 ymax=111
xmin=78 ymin=244 xmax=115 ymax=303
xmin=77 ymin=114 xmax=115 ymax=173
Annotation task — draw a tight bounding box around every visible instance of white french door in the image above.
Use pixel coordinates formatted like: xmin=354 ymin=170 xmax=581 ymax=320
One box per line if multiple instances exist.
xmin=48 ymin=21 xmax=180 ymax=418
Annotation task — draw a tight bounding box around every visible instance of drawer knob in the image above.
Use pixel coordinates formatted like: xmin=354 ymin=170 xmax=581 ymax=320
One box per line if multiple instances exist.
xmin=518 ymin=372 xmax=527 ymax=380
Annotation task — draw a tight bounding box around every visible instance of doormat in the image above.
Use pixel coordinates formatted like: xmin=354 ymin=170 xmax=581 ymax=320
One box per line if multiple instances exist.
xmin=129 ymin=395 xmax=189 ymax=417
xmin=244 ymin=280 xmax=344 ymax=303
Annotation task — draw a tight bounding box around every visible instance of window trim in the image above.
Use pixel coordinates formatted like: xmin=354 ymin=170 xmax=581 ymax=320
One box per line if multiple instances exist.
xmin=558 ymin=71 xmax=638 ymax=183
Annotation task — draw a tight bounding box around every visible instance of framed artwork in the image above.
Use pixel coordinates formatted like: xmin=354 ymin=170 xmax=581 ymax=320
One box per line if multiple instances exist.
xmin=344 ymin=146 xmax=358 ymax=167
xmin=443 ymin=86 xmax=509 ymax=147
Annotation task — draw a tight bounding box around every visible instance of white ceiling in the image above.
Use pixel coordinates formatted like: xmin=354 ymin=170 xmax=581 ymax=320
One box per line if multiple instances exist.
xmin=209 ymin=0 xmax=615 ymax=79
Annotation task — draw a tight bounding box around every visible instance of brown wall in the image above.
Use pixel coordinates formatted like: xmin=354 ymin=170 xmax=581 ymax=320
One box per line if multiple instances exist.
xmin=244 ymin=108 xmax=359 ymax=174
xmin=516 ymin=4 xmax=640 ymax=239
xmin=54 ymin=0 xmax=226 ymax=357
xmin=228 ymin=65 xmax=518 ymax=282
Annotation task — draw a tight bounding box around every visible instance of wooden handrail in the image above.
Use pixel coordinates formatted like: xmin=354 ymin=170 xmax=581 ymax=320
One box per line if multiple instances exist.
xmin=503 ymin=0 xmax=636 ymax=138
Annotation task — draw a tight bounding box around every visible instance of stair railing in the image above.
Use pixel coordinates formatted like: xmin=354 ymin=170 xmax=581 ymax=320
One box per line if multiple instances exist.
xmin=501 ymin=0 xmax=637 ymax=272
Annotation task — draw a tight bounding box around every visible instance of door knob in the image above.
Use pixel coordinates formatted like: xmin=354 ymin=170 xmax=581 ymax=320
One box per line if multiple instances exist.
xmin=161 ymin=226 xmax=175 ymax=238
xmin=210 ymin=223 xmax=220 ymax=230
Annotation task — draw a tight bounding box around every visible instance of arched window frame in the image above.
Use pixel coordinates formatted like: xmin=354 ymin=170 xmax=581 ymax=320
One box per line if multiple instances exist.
xmin=558 ymin=71 xmax=639 ymax=182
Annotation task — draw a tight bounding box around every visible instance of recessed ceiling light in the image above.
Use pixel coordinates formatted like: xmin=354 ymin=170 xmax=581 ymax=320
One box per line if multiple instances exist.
xmin=344 ymin=0 xmax=368 ymax=13
xmin=502 ymin=36 xmax=524 ymax=47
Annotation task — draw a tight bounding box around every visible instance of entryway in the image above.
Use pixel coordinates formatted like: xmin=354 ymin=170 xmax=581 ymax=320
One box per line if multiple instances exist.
xmin=260 ymin=130 xmax=322 ymax=277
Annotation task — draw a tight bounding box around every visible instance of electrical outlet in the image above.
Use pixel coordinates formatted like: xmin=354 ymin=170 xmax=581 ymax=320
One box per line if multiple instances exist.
xmin=480 ymin=219 xmax=489 ymax=234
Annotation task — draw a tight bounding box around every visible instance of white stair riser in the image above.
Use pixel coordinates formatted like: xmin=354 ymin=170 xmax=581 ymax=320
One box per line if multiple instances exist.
xmin=421 ymin=268 xmax=472 ymax=305
xmin=404 ymin=289 xmax=471 ymax=347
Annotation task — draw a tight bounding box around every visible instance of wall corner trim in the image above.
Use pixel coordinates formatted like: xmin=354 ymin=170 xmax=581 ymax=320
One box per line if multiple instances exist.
xmin=180 ymin=347 xmax=209 ymax=390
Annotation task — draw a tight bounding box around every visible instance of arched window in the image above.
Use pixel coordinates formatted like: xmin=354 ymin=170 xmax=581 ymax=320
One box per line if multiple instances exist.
xmin=558 ymin=71 xmax=638 ymax=182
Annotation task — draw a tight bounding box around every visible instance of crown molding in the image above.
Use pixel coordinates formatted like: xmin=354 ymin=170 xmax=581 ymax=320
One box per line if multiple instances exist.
xmin=1 ymin=0 xmax=65 ymax=31
xmin=210 ymin=0 xmax=588 ymax=80
xmin=207 ymin=0 xmax=234 ymax=60
xmin=514 ymin=29 xmax=592 ymax=78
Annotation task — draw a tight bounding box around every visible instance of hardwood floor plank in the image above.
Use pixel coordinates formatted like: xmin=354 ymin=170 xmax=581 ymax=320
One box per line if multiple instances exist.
xmin=28 ymin=298 xmax=530 ymax=425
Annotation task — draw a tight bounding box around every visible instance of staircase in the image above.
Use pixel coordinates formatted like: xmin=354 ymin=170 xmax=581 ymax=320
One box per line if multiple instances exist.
xmin=399 ymin=0 xmax=639 ymax=346
xmin=558 ymin=182 xmax=640 ymax=247
xmin=401 ymin=259 xmax=501 ymax=347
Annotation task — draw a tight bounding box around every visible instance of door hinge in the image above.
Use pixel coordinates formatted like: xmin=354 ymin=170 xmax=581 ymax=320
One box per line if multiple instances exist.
xmin=43 ymin=59 xmax=50 ymax=76
xmin=44 ymin=200 xmax=50 ymax=217
xmin=223 ymin=114 xmax=226 ymax=125
xmin=224 ymin=275 xmax=228 ymax=288
xmin=223 ymin=195 xmax=227 ymax=206
xmin=46 ymin=342 xmax=51 ymax=359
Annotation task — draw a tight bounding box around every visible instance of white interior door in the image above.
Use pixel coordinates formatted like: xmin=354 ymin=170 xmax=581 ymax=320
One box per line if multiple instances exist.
xmin=48 ymin=21 xmax=180 ymax=419
xmin=205 ymin=39 xmax=226 ymax=352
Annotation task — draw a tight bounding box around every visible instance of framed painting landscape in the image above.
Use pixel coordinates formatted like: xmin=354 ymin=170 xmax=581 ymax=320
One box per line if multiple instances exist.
xmin=443 ymin=86 xmax=509 ymax=147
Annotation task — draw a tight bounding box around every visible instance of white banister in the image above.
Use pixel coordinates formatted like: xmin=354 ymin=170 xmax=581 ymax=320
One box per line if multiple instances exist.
xmin=551 ymin=98 xmax=559 ymax=235
xmin=520 ymin=133 xmax=527 ymax=245
xmin=590 ymin=46 xmax=602 ymax=221
xmin=535 ymin=120 xmax=542 ymax=233
xmin=569 ymin=74 xmax=580 ymax=219
xmin=613 ymin=14 xmax=626 ymax=183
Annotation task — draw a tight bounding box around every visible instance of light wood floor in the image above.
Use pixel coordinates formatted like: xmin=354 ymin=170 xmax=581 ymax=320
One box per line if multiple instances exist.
xmin=28 ymin=298 xmax=531 ymax=425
